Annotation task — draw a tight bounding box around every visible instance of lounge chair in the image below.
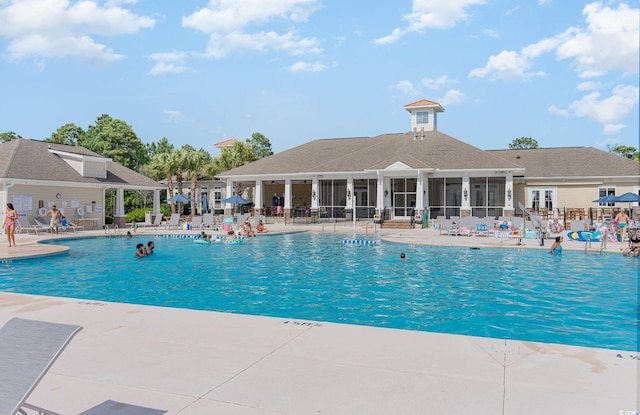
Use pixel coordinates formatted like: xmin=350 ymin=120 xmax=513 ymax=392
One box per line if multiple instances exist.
xmin=201 ymin=213 xmax=214 ymax=229
xmin=474 ymin=223 xmax=490 ymax=237
xmin=190 ymin=215 xmax=203 ymax=230
xmin=164 ymin=213 xmax=181 ymax=229
xmin=151 ymin=214 xmax=163 ymax=228
xmin=16 ymin=214 xmax=41 ymax=235
xmin=33 ymin=216 xmax=53 ymax=232
xmin=0 ymin=317 xmax=82 ymax=415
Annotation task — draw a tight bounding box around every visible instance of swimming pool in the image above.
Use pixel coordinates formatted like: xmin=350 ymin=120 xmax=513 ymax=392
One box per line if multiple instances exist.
xmin=1 ymin=232 xmax=638 ymax=351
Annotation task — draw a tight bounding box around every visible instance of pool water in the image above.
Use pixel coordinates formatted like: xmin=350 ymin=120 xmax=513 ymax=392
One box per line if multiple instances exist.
xmin=1 ymin=232 xmax=638 ymax=351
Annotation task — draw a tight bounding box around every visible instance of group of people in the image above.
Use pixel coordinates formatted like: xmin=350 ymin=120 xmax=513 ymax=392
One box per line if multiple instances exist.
xmin=136 ymin=241 xmax=155 ymax=257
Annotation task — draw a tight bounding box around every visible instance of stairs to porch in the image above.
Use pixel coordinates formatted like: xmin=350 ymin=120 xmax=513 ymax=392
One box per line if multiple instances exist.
xmin=380 ymin=219 xmax=413 ymax=229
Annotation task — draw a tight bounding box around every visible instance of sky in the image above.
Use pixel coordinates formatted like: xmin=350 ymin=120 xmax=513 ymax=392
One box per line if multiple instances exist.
xmin=0 ymin=0 xmax=638 ymax=156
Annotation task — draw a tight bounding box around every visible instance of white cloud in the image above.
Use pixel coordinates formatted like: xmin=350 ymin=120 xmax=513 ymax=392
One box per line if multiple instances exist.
xmin=148 ymin=51 xmax=191 ymax=75
xmin=548 ymin=105 xmax=570 ymax=117
xmin=576 ymin=80 xmax=602 ymax=91
xmin=439 ymin=89 xmax=466 ymax=105
xmin=568 ymin=84 xmax=639 ymax=128
xmin=0 ymin=0 xmax=155 ymax=63
xmin=164 ymin=110 xmax=184 ymax=123
xmin=421 ymin=75 xmax=456 ymax=90
xmin=556 ymin=2 xmax=639 ymax=77
xmin=482 ymin=29 xmax=499 ymax=39
xmin=469 ymin=50 xmax=545 ymax=80
xmin=393 ymin=80 xmax=421 ymax=97
xmin=287 ymin=61 xmax=326 ymax=73
xmin=182 ymin=0 xmax=322 ymax=59
xmin=470 ymin=2 xmax=639 ymax=81
xmin=603 ymin=123 xmax=625 ymax=134
xmin=374 ymin=0 xmax=487 ymax=45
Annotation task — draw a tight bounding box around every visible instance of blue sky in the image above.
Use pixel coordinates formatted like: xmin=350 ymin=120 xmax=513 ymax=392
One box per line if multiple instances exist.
xmin=0 ymin=0 xmax=638 ymax=155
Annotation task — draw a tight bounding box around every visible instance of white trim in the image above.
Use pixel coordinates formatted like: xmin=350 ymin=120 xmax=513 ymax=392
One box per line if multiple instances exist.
xmin=48 ymin=149 xmax=111 ymax=162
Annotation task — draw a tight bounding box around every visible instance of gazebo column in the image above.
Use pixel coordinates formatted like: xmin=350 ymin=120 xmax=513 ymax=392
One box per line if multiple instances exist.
xmin=254 ymin=180 xmax=263 ymax=215
xmin=225 ymin=181 xmax=234 ymax=215
xmin=114 ymin=187 xmax=126 ymax=228
xmin=311 ymin=177 xmax=318 ymax=216
xmin=346 ymin=178 xmax=354 ymax=221
xmin=284 ymin=179 xmax=292 ymax=220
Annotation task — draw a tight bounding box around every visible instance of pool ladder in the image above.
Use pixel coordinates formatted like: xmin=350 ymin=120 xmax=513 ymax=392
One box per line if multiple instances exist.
xmin=103 ymin=224 xmax=121 ymax=237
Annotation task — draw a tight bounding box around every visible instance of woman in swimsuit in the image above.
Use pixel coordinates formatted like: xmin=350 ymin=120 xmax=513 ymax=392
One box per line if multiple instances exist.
xmin=4 ymin=203 xmax=17 ymax=247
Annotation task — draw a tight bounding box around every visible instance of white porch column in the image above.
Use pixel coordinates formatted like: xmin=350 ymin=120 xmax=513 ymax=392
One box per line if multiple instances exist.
xmin=225 ymin=181 xmax=234 ymax=213
xmin=284 ymin=179 xmax=292 ymax=209
xmin=153 ymin=189 xmax=160 ymax=216
xmin=115 ymin=187 xmax=125 ymax=216
xmin=462 ymin=173 xmax=470 ymax=209
xmin=505 ymin=173 xmax=514 ymax=209
xmin=255 ymin=180 xmax=263 ymax=212
xmin=346 ymin=178 xmax=353 ymax=207
xmin=416 ymin=172 xmax=424 ymax=210
xmin=376 ymin=172 xmax=384 ymax=211
xmin=311 ymin=177 xmax=318 ymax=209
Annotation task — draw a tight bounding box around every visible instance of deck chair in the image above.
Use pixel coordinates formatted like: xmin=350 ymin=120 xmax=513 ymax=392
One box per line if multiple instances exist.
xmin=16 ymin=214 xmax=41 ymax=235
xmin=201 ymin=213 xmax=214 ymax=229
xmin=0 ymin=318 xmax=82 ymax=415
xmin=164 ymin=213 xmax=181 ymax=229
xmin=33 ymin=216 xmax=53 ymax=232
xmin=190 ymin=215 xmax=203 ymax=230
xmin=151 ymin=214 xmax=163 ymax=228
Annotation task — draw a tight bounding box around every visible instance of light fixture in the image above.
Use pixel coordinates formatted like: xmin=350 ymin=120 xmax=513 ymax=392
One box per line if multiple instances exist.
xmin=384 ymin=190 xmax=389 ymax=197
xmin=507 ymin=188 xmax=512 ymax=201
xmin=312 ymin=190 xmax=316 ymax=201
xmin=463 ymin=188 xmax=468 ymax=201
xmin=347 ymin=190 xmax=351 ymax=200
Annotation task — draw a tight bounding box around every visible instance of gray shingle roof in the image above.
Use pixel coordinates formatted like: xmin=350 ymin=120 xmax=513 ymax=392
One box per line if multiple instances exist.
xmin=220 ymin=131 xmax=523 ymax=177
xmin=0 ymin=139 xmax=162 ymax=188
xmin=487 ymin=147 xmax=640 ymax=178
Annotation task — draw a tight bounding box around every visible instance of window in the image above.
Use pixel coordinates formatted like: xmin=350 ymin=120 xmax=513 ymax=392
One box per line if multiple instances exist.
xmin=598 ymin=187 xmax=616 ymax=206
xmin=416 ymin=111 xmax=429 ymax=124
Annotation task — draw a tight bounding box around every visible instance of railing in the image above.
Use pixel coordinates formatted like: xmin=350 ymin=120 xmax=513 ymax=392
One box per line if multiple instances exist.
xmin=364 ymin=220 xmax=376 ymax=235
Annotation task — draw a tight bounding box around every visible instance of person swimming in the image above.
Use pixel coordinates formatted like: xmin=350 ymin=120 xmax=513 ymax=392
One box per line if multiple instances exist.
xmin=550 ymin=236 xmax=563 ymax=255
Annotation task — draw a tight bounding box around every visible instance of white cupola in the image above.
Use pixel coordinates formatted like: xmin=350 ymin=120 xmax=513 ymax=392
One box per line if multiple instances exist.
xmin=404 ymin=99 xmax=444 ymax=134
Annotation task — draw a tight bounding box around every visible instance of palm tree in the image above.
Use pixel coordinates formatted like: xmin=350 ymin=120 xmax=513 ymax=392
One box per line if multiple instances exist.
xmin=184 ymin=149 xmax=211 ymax=216
xmin=148 ymin=152 xmax=178 ymax=213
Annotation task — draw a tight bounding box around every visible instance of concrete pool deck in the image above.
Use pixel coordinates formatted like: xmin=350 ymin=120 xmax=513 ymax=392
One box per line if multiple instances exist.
xmin=0 ymin=225 xmax=638 ymax=414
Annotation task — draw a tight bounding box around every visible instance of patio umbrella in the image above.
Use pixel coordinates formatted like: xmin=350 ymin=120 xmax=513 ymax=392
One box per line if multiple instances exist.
xmin=592 ymin=194 xmax=618 ymax=204
xmin=222 ymin=195 xmax=251 ymax=205
xmin=201 ymin=193 xmax=208 ymax=213
xmin=166 ymin=194 xmax=192 ymax=203
xmin=612 ymin=192 xmax=640 ymax=211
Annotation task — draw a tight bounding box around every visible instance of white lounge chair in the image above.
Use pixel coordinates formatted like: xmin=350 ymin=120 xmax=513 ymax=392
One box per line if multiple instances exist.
xmin=201 ymin=213 xmax=214 ymax=229
xmin=0 ymin=318 xmax=82 ymax=415
xmin=190 ymin=215 xmax=203 ymax=230
xmin=164 ymin=213 xmax=181 ymax=229
xmin=16 ymin=214 xmax=41 ymax=235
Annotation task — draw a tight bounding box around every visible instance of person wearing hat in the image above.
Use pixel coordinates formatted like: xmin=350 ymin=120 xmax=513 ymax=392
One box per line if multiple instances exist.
xmin=46 ymin=204 xmax=62 ymax=235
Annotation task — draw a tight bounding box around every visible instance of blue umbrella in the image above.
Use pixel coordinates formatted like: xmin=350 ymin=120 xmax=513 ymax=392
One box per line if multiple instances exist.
xmin=223 ymin=195 xmax=251 ymax=205
xmin=166 ymin=194 xmax=191 ymax=203
xmin=592 ymin=194 xmax=617 ymax=204
xmin=611 ymin=192 xmax=640 ymax=203
xmin=201 ymin=193 xmax=208 ymax=213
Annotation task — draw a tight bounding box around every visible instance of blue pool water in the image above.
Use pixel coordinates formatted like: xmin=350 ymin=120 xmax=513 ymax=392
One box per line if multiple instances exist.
xmin=1 ymin=232 xmax=638 ymax=351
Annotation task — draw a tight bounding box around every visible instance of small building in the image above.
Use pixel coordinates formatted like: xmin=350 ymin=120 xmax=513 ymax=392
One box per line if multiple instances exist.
xmin=218 ymin=99 xmax=640 ymax=224
xmin=0 ymin=139 xmax=164 ymax=229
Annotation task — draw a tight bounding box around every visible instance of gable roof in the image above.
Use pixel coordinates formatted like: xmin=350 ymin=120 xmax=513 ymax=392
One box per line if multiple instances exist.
xmin=0 ymin=139 xmax=162 ymax=188
xmin=404 ymin=99 xmax=444 ymax=112
xmin=219 ymin=131 xmax=523 ymax=178
xmin=487 ymin=147 xmax=640 ymax=178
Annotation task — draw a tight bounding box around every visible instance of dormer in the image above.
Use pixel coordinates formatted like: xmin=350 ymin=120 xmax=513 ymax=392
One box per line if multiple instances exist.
xmin=404 ymin=99 xmax=444 ymax=133
xmin=48 ymin=148 xmax=110 ymax=179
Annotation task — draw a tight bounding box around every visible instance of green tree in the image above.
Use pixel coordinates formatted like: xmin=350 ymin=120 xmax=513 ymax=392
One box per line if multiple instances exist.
xmin=214 ymin=141 xmax=254 ymax=172
xmin=246 ymin=132 xmax=273 ymax=159
xmin=46 ymin=123 xmax=85 ymax=145
xmin=509 ymin=137 xmax=539 ymax=149
xmin=146 ymin=137 xmax=175 ymax=159
xmin=607 ymin=144 xmax=640 ymax=161
xmin=79 ymin=114 xmax=147 ymax=171
xmin=147 ymin=152 xmax=178 ymax=212
xmin=0 ymin=131 xmax=22 ymax=142
xmin=184 ymin=149 xmax=212 ymax=215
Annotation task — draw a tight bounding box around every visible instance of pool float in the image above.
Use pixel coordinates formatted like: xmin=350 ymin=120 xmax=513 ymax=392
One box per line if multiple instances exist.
xmin=194 ymin=238 xmax=210 ymax=244
xmin=225 ymin=238 xmax=243 ymax=244
xmin=567 ymin=230 xmax=600 ymax=242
